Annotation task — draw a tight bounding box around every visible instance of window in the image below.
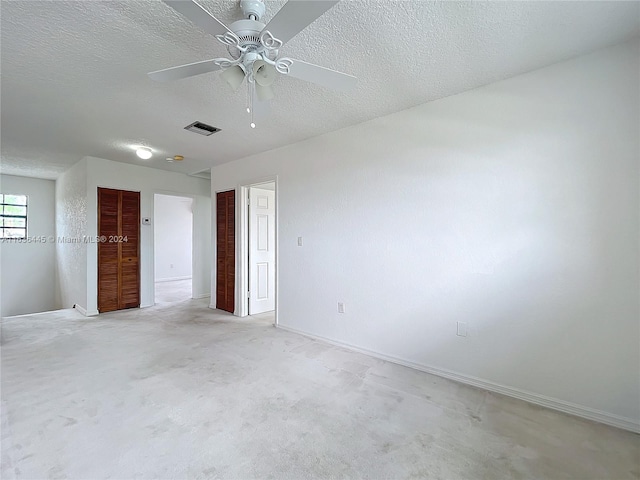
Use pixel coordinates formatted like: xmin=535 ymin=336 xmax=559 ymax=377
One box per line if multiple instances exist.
xmin=1 ymin=194 xmax=28 ymax=239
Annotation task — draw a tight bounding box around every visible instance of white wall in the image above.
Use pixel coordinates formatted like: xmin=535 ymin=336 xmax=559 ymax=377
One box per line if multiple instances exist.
xmin=0 ymin=175 xmax=58 ymax=316
xmin=84 ymin=157 xmax=210 ymax=314
xmin=154 ymin=194 xmax=193 ymax=282
xmin=211 ymin=40 xmax=640 ymax=430
xmin=192 ymin=194 xmax=212 ymax=302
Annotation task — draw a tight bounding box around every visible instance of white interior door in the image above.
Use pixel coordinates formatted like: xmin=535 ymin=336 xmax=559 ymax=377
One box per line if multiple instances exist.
xmin=249 ymin=186 xmax=275 ymax=314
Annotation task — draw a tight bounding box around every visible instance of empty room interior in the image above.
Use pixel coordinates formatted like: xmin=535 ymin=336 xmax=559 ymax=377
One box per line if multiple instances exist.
xmin=0 ymin=0 xmax=639 ymax=479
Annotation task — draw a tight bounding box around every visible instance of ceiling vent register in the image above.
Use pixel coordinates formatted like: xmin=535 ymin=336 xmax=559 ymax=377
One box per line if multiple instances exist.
xmin=184 ymin=121 xmax=221 ymax=136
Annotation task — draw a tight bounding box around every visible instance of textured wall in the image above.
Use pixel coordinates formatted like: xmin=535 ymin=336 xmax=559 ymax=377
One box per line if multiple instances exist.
xmin=0 ymin=175 xmax=57 ymax=316
xmin=211 ymin=41 xmax=640 ymax=427
xmin=55 ymin=159 xmax=88 ymax=311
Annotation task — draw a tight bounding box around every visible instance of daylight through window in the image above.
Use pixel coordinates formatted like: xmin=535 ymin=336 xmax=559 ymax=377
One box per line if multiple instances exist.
xmin=1 ymin=194 xmax=28 ymax=239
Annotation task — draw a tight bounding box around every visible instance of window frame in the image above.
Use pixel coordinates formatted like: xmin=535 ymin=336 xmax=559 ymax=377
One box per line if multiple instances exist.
xmin=0 ymin=194 xmax=28 ymax=239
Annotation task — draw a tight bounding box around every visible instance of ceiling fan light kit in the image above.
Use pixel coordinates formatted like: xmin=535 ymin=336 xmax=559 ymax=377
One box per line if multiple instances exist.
xmin=220 ymin=64 xmax=247 ymax=92
xmin=149 ymin=0 xmax=357 ymax=129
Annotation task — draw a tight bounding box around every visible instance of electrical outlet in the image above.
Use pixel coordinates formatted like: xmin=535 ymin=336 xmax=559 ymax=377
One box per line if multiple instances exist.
xmin=457 ymin=322 xmax=468 ymax=337
xmin=337 ymin=302 xmax=345 ymax=314
xmin=297 ymin=236 xmax=303 ymax=246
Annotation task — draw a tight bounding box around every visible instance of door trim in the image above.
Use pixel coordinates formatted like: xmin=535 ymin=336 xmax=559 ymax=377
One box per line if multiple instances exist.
xmin=237 ymin=177 xmax=278 ymax=323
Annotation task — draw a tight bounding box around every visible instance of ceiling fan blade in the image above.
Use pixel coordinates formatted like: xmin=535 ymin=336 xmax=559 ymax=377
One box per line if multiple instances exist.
xmin=261 ymin=0 xmax=340 ymax=45
xmin=148 ymin=59 xmax=221 ymax=82
xmin=163 ymin=0 xmax=233 ymax=37
xmin=285 ymin=59 xmax=356 ymax=92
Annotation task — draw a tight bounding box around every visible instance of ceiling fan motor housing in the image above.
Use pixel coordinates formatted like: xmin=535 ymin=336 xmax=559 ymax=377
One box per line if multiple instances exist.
xmin=228 ymin=19 xmax=275 ymax=60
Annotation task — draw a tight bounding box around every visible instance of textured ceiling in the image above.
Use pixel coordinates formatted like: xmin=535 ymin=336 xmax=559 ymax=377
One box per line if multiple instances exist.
xmin=1 ymin=1 xmax=639 ymax=179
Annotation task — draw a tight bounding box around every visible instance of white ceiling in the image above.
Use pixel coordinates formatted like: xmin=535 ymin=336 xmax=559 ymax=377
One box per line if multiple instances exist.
xmin=1 ymin=1 xmax=638 ymax=180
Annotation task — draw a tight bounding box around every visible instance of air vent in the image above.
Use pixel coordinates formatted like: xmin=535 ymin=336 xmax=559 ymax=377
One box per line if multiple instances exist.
xmin=184 ymin=121 xmax=221 ymax=136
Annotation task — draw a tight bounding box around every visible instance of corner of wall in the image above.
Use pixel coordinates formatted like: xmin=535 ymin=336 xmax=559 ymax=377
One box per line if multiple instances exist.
xmin=55 ymin=159 xmax=89 ymax=311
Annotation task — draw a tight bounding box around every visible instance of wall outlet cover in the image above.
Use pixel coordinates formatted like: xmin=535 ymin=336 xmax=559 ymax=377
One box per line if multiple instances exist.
xmin=457 ymin=321 xmax=468 ymax=337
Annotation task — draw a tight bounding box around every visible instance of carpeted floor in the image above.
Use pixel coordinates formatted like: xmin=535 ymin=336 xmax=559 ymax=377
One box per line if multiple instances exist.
xmin=155 ymin=279 xmax=192 ymax=304
xmin=1 ymin=299 xmax=638 ymax=479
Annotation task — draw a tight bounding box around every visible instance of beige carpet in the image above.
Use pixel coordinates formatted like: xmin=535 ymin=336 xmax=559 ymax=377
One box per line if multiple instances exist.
xmin=2 ymin=299 xmax=638 ymax=479
xmin=155 ymin=279 xmax=192 ymax=304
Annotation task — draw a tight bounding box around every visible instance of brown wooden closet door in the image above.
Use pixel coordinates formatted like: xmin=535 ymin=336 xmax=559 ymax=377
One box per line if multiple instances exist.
xmin=98 ymin=188 xmax=140 ymax=313
xmin=120 ymin=191 xmax=140 ymax=308
xmin=216 ymin=190 xmax=235 ymax=313
xmin=98 ymin=189 xmax=120 ymax=313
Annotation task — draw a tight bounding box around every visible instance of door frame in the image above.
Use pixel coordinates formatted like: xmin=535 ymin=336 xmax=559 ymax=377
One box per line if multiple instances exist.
xmin=245 ymin=182 xmax=276 ymax=315
xmin=239 ymin=178 xmax=278 ymax=322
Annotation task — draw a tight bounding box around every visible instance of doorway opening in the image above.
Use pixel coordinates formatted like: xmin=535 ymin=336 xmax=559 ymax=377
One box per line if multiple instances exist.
xmin=153 ymin=194 xmax=193 ymax=304
xmin=244 ymin=181 xmax=276 ymax=324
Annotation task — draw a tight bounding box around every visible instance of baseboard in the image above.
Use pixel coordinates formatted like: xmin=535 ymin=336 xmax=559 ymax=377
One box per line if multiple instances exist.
xmin=276 ymin=324 xmax=640 ymax=434
xmin=193 ymin=293 xmax=211 ymax=299
xmin=2 ymin=308 xmax=71 ymax=319
xmin=155 ymin=276 xmax=192 ymax=283
xmin=73 ymin=305 xmax=99 ymax=317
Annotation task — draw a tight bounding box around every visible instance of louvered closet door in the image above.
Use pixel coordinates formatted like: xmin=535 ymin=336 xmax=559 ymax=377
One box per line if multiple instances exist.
xmin=216 ymin=190 xmax=235 ymax=313
xmin=98 ymin=189 xmax=120 ymax=313
xmin=98 ymin=188 xmax=140 ymax=313
xmin=120 ymin=191 xmax=140 ymax=308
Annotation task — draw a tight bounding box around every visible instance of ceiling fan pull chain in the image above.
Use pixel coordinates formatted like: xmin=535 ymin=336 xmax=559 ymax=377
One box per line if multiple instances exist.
xmin=246 ymin=80 xmax=251 ymax=114
xmin=249 ymin=80 xmax=256 ymax=129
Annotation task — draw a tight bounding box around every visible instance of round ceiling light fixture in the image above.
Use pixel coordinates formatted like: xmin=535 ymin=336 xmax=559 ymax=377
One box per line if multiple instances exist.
xmin=136 ymin=147 xmax=152 ymax=160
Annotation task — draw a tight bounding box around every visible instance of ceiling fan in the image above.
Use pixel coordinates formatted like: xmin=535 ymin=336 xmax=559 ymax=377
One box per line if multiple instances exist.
xmin=148 ymin=0 xmax=357 ymax=128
